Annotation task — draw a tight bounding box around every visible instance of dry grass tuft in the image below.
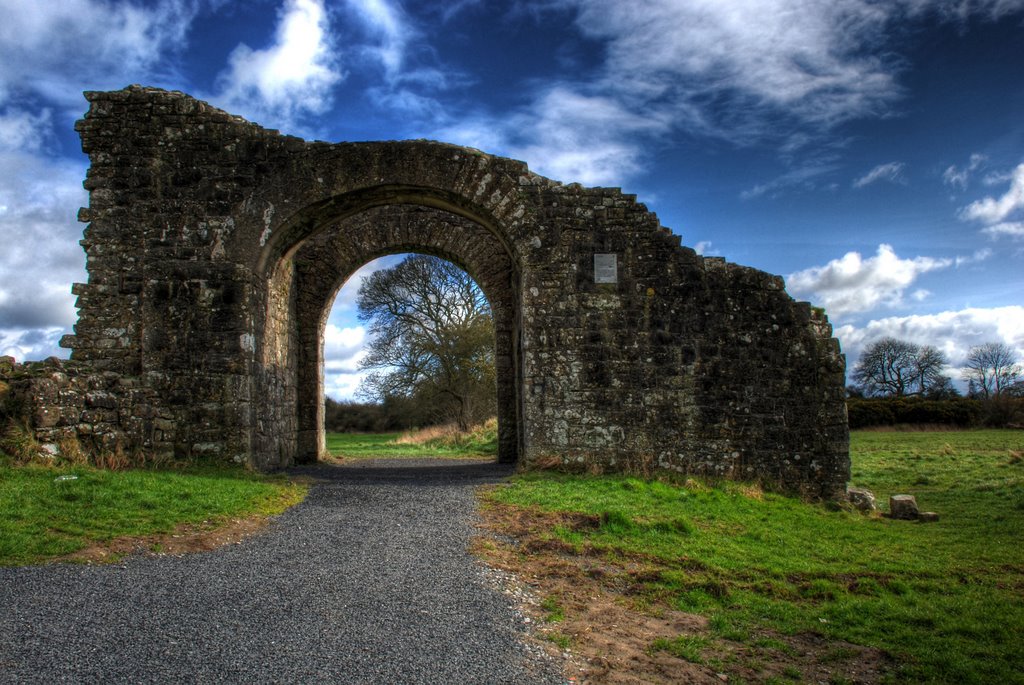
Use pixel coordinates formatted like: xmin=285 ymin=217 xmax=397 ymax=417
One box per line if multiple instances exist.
xmin=56 ymin=435 xmax=89 ymax=466
xmin=739 ymin=484 xmax=765 ymax=500
xmin=393 ymin=423 xmax=460 ymax=445
xmin=1 ymin=420 xmax=44 ymax=464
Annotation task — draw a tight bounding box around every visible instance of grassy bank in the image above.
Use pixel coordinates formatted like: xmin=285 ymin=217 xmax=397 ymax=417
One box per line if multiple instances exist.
xmin=0 ymin=462 xmax=306 ymax=566
xmin=482 ymin=430 xmax=1024 ymax=683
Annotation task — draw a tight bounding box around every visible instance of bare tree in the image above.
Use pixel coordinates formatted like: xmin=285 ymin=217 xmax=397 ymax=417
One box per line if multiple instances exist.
xmin=915 ymin=345 xmax=949 ymax=397
xmin=852 ymin=337 xmax=949 ymax=397
xmin=962 ymin=342 xmax=1022 ymax=398
xmin=356 ymin=254 xmax=495 ymax=430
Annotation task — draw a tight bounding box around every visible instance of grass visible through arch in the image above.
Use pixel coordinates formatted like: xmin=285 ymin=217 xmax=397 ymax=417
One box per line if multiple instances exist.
xmin=326 ymin=419 xmax=498 ymax=459
xmin=480 ymin=429 xmax=1024 ymax=684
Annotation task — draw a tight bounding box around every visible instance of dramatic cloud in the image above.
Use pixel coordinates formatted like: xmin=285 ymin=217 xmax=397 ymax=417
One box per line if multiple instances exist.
xmin=787 ymin=244 xmax=952 ymax=317
xmin=0 ymin=148 xmax=86 ymax=360
xmin=506 ymin=88 xmax=672 ymax=184
xmin=0 ymin=328 xmax=68 ymax=363
xmin=435 ymin=0 xmax=1024 ymax=187
xmin=961 ymin=163 xmax=1024 ymax=225
xmin=562 ymin=0 xmax=902 ymax=136
xmin=438 ymin=86 xmax=676 ymax=185
xmin=0 ymin=0 xmax=196 ymax=110
xmin=943 ymin=153 xmax=986 ymax=189
xmin=853 ymin=162 xmax=906 ymax=188
xmin=214 ymin=0 xmax=342 ymax=127
xmin=836 ymin=305 xmax=1024 ymax=385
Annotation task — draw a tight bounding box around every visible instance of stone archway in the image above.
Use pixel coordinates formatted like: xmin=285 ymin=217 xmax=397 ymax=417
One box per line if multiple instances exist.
xmin=54 ymin=86 xmax=850 ymax=498
xmin=287 ymin=204 xmax=520 ymax=465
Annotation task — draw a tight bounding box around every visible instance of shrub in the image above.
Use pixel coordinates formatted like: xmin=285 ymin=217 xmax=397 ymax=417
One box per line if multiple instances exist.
xmin=847 ymin=397 xmax=987 ymax=429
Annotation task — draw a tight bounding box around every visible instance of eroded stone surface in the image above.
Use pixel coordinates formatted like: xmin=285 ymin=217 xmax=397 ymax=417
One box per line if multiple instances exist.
xmin=846 ymin=487 xmax=877 ymax=512
xmin=889 ymin=495 xmax=920 ymax=520
xmin=4 ymin=86 xmax=848 ymax=497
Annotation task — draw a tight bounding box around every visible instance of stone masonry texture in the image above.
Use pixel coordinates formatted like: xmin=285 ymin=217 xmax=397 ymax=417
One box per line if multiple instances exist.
xmin=6 ymin=86 xmax=848 ymax=498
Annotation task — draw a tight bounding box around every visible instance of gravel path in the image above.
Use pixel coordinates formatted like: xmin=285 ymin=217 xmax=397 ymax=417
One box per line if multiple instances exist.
xmin=0 ymin=458 xmax=566 ymax=684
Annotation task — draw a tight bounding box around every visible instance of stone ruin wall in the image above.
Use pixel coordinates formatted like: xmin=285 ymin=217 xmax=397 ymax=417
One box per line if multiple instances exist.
xmin=1 ymin=86 xmax=849 ymax=498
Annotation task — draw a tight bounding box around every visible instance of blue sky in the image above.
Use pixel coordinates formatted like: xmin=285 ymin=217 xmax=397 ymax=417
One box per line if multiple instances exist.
xmin=1 ymin=0 xmax=1022 ymax=399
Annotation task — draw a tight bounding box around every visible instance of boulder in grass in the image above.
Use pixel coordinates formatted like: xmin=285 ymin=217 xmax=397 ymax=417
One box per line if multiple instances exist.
xmin=889 ymin=494 xmax=919 ymax=520
xmin=846 ymin=487 xmax=877 ymax=512
xmin=918 ymin=511 xmax=940 ymax=523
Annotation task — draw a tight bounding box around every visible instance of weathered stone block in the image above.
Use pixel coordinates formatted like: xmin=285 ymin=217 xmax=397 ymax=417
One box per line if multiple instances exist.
xmin=889 ymin=494 xmax=920 ymax=520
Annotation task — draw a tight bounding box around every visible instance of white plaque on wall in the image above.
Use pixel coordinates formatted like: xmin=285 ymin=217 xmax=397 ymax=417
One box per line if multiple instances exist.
xmin=594 ymin=253 xmax=617 ymax=284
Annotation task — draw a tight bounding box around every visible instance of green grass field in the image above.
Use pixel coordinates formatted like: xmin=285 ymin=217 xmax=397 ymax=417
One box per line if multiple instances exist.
xmin=0 ymin=464 xmax=305 ymax=566
xmin=485 ymin=429 xmax=1024 ymax=684
xmin=4 ymin=427 xmax=1020 ymax=682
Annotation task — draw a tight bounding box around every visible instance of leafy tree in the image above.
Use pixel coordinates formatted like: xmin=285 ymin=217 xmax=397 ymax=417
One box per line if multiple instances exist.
xmin=962 ymin=342 xmax=1022 ymax=398
xmin=851 ymin=337 xmax=950 ymax=397
xmin=356 ymin=254 xmax=495 ymax=430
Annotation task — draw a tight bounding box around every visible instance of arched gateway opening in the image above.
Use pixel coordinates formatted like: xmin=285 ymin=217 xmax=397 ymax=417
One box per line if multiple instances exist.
xmin=58 ymin=86 xmax=850 ymax=498
xmin=263 ymin=203 xmax=520 ymax=466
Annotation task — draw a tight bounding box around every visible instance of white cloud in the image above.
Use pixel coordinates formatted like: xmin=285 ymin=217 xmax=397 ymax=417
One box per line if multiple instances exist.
xmin=214 ymin=0 xmax=343 ymax=128
xmin=982 ymin=221 xmax=1024 ymax=239
xmin=560 ymin=0 xmax=904 ymax=136
xmin=901 ymin=0 xmax=1024 ymax=21
xmin=432 ymin=0 xmax=1024 ymax=187
xmin=740 ymin=162 xmax=840 ymax=199
xmin=505 ymin=88 xmax=671 ymax=185
xmin=323 ymin=324 xmax=366 ymax=366
xmin=0 ymin=109 xmax=52 ymax=153
xmin=323 ymin=324 xmax=369 ymax=400
xmin=0 ymin=328 xmax=68 ymax=363
xmin=0 ymin=0 xmax=195 ymax=110
xmin=438 ymin=86 xmax=671 ymax=185
xmin=853 ymin=161 xmax=906 ymax=188
xmin=0 ymin=148 xmax=86 ymax=339
xmin=346 ymin=0 xmax=409 ymax=77
xmin=961 ymin=163 xmax=1024 ymax=225
xmin=694 ymin=241 xmax=717 ymax=256
xmin=983 ymin=169 xmax=1014 ymax=186
xmin=955 ymin=247 xmax=994 ymax=266
xmin=787 ymin=244 xmax=952 ymax=317
xmin=328 ymin=255 xmax=404 ymax=315
xmin=836 ymin=305 xmax=1024 ymax=385
xmin=943 ymin=152 xmax=986 ymax=189
xmin=324 ymin=368 xmax=372 ymax=400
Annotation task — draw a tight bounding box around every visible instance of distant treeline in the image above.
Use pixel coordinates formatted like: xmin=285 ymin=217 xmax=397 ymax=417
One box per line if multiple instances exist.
xmin=328 ymin=395 xmax=1024 ymax=433
xmin=324 ymin=397 xmax=438 ymax=433
xmin=847 ymin=396 xmax=1024 ymax=429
